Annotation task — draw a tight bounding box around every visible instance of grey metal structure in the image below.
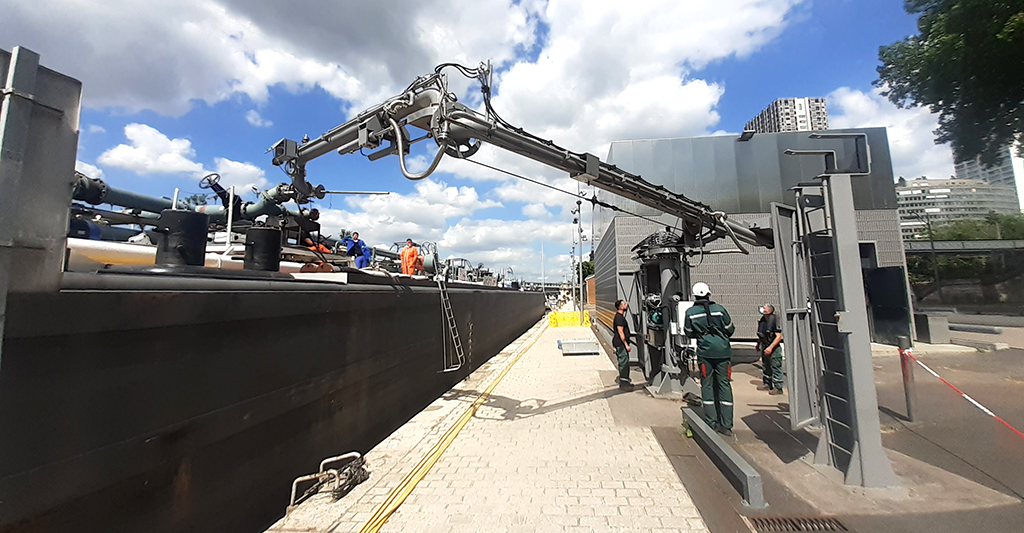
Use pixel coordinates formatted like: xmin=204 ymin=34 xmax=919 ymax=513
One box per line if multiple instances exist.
xmin=770 ymin=203 xmax=818 ymax=430
xmin=269 ymin=62 xmax=771 ymax=251
xmin=268 ymin=62 xmax=777 ymax=394
xmin=593 ymin=129 xmax=902 ymax=487
xmin=0 ymin=45 xmax=82 ymax=367
xmin=0 ymin=47 xmax=81 ymax=293
xmin=681 ymin=407 xmax=766 ymax=508
xmin=904 ymin=239 xmax=1024 ymax=253
xmin=630 ymin=233 xmax=697 ymax=395
xmin=593 ymin=129 xmax=913 ymax=345
xmin=781 ymin=136 xmax=898 ymax=487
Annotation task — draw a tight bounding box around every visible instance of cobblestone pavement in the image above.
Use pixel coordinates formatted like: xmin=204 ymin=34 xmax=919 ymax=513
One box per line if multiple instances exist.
xmin=269 ymin=322 xmax=707 ymax=533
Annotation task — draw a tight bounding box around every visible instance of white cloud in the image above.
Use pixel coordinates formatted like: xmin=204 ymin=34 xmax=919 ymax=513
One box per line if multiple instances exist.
xmin=404 ymin=155 xmax=430 ymax=175
xmin=828 ymin=87 xmax=956 ymax=180
xmin=75 ymin=160 xmax=104 ymax=178
xmin=245 ymin=110 xmax=273 ymax=128
xmin=87 ymin=125 xmax=106 ymax=134
xmin=0 ymin=0 xmax=539 ymax=116
xmin=212 ymin=157 xmax=268 ymax=190
xmin=522 ymin=203 xmax=552 ymax=219
xmin=98 ymin=123 xmax=268 ymax=190
xmin=441 ymin=218 xmax=573 ymax=253
xmin=98 ymin=123 xmax=204 ymax=175
xmin=314 ymin=179 xmax=502 ymax=247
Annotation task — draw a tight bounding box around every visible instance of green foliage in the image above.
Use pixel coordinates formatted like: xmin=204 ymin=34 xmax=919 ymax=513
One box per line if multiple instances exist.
xmin=907 ymin=253 xmax=1013 ymax=283
xmin=581 ymin=261 xmax=595 ymax=279
xmin=183 ymin=193 xmax=208 ymax=207
xmin=876 ymin=1 xmax=1024 ymax=165
xmin=929 ymin=213 xmax=1024 ymax=240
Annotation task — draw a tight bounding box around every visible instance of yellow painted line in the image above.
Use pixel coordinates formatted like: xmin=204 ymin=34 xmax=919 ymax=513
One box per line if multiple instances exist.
xmin=357 ymin=321 xmax=548 ymax=533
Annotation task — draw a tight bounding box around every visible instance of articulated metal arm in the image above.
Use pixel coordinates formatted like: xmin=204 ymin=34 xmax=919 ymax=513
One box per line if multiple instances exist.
xmin=271 ymin=63 xmax=773 ymax=249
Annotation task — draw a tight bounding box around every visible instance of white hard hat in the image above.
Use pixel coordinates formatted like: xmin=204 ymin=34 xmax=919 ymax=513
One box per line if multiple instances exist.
xmin=692 ymin=282 xmax=711 ymax=298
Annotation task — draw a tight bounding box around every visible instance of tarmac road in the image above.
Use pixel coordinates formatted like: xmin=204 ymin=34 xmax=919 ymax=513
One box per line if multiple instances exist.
xmin=859 ymin=347 xmax=1024 ymax=532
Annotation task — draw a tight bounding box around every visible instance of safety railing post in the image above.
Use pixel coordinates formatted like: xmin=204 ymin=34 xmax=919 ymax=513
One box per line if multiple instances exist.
xmin=897 ymin=335 xmax=915 ymax=422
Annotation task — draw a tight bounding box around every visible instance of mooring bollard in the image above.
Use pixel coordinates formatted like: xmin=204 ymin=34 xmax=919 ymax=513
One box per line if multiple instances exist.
xmin=896 ymin=335 xmax=915 ymax=422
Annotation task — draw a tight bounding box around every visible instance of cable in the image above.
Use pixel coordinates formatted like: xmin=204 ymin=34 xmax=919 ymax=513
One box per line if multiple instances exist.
xmin=461 ymin=158 xmax=682 ymax=231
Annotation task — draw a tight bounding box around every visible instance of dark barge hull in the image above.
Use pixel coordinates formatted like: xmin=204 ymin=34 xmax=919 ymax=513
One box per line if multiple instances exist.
xmin=0 ymin=270 xmax=544 ymax=532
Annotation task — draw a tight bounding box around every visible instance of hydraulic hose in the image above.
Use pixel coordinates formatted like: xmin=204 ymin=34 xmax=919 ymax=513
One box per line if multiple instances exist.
xmin=388 ymin=117 xmax=447 ymax=181
xmin=713 ymin=211 xmax=749 ymax=255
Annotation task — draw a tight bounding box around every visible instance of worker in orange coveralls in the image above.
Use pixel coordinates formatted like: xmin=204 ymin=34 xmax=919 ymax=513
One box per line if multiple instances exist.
xmin=400 ymin=238 xmax=421 ymax=275
xmin=304 ymin=237 xmax=330 ymax=253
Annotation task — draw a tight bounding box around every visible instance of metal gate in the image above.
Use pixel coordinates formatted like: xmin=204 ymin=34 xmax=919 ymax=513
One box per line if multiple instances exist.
xmin=770 ymin=203 xmax=818 ymax=430
xmin=779 ymin=133 xmax=898 ymax=488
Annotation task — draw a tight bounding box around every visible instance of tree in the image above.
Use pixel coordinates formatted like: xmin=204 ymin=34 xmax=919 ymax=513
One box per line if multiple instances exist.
xmin=183 ymin=193 xmax=208 ymax=207
xmin=876 ymin=1 xmax=1024 ymax=165
xmin=929 ymin=213 xmax=1024 ymax=240
xmin=581 ymin=261 xmax=594 ymax=279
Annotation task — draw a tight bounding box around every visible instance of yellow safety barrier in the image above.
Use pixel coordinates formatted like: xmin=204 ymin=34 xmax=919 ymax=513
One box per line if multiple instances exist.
xmin=548 ymin=311 xmax=591 ymax=327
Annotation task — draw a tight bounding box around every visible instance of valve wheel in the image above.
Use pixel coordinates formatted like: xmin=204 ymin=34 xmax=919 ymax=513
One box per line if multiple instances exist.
xmin=199 ymin=173 xmax=221 ymax=189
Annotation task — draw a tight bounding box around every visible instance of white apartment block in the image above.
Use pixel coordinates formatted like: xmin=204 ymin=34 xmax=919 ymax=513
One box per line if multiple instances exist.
xmin=953 ymin=144 xmax=1023 ymax=211
xmin=744 ymin=97 xmax=829 ymax=133
xmin=896 ymin=177 xmax=1020 ymax=238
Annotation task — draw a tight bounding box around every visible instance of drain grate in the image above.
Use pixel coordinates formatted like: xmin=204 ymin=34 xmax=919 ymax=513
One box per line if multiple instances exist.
xmin=749 ymin=517 xmax=848 ymax=532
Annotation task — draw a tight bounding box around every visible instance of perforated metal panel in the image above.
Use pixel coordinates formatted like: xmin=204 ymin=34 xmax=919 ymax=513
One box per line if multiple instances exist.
xmin=855 ymin=209 xmax=906 ymax=268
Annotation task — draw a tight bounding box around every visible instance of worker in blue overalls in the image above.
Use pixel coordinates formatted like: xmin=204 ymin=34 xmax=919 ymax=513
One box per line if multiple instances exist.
xmin=342 ymin=232 xmax=372 ymax=269
xmin=683 ymin=282 xmax=736 ymax=436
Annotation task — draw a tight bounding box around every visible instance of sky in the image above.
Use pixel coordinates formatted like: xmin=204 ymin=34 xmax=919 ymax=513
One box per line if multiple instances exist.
xmin=1 ymin=0 xmax=979 ymax=281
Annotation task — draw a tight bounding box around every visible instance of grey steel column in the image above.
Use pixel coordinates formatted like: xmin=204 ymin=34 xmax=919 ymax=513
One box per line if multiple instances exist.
xmin=0 ymin=46 xmax=83 ymax=373
xmin=820 ymin=173 xmax=898 ymax=487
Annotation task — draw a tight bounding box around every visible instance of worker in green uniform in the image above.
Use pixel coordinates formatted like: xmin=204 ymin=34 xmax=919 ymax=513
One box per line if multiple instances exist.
xmin=683 ymin=282 xmax=736 ymax=436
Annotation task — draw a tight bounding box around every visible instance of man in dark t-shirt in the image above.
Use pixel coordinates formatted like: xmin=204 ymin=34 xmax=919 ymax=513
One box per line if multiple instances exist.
xmin=612 ymin=299 xmax=631 ymax=388
xmin=757 ymin=304 xmax=784 ymax=395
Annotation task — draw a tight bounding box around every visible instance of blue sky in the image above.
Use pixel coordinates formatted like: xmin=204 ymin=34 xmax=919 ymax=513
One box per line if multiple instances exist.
xmin=4 ymin=0 xmax=970 ymax=281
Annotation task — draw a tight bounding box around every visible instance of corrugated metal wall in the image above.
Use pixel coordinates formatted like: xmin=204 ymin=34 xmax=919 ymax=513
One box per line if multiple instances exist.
xmin=594 ymin=209 xmax=906 ymax=340
xmin=591 ymin=127 xmax=910 ymax=341
xmin=593 ymin=220 xmax=620 ymax=329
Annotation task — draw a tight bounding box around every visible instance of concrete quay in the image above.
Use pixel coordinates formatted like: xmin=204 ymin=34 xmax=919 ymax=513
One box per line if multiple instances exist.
xmin=267 ymin=319 xmax=708 ymax=533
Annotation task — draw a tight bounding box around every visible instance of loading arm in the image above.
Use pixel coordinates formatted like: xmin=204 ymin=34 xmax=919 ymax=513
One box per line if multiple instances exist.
xmin=271 ymin=62 xmax=773 ymax=250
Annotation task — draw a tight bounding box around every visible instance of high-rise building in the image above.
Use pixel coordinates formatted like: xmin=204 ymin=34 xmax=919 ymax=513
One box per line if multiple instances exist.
xmin=895 ymin=177 xmax=1020 ymax=239
xmin=744 ymin=97 xmax=829 ymax=133
xmin=953 ymin=144 xmax=1023 ymax=211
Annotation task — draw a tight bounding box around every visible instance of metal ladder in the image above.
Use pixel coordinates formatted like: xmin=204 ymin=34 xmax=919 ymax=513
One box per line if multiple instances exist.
xmin=438 ymin=279 xmax=465 ymax=372
xmin=798 ymin=187 xmax=857 ymax=475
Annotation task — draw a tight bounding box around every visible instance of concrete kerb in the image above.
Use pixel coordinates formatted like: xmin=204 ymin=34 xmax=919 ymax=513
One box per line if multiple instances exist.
xmin=871 ymin=342 xmax=977 ymax=357
xmin=681 ymin=407 xmax=767 ymax=509
xmin=949 ymin=337 xmax=1011 ymax=352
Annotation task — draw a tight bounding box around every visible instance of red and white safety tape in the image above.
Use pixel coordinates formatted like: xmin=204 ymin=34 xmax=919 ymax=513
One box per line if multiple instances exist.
xmin=900 ymin=348 xmax=1024 ymax=440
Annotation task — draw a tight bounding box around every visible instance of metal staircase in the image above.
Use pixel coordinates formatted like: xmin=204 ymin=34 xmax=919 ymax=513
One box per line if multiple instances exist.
xmin=438 ymin=278 xmax=465 ymax=373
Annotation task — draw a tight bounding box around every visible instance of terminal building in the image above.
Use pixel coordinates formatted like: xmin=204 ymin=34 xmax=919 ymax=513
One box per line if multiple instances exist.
xmin=896 ymin=177 xmax=1020 ymax=239
xmin=952 ymin=144 xmax=1024 ymax=212
xmin=592 ymin=127 xmax=913 ymax=343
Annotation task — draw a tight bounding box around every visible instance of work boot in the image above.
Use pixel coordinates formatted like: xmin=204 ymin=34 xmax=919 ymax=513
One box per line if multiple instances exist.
xmin=717 ymin=428 xmax=733 ymax=437
xmin=769 ymin=388 xmax=784 ymax=396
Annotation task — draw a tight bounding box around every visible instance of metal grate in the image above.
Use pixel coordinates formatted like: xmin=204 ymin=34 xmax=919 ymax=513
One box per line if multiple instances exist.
xmin=749 ymin=517 xmax=848 ymax=532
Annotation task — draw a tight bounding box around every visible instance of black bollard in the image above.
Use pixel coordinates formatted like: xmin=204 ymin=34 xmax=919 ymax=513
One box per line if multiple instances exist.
xmin=243 ymin=227 xmax=282 ymax=271
xmin=154 ymin=210 xmax=210 ymax=266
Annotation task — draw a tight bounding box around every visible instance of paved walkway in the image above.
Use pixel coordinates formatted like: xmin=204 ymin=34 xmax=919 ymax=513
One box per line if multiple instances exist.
xmin=269 ymin=321 xmax=707 ymax=533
